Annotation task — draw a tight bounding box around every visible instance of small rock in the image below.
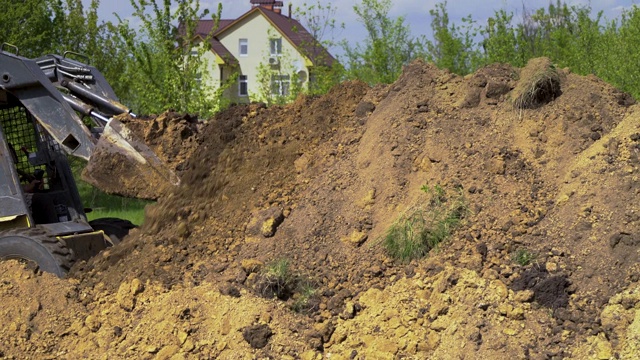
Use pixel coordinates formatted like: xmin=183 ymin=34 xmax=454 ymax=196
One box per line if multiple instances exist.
xmin=177 ymin=330 xmax=188 ymax=345
xmin=595 ymin=333 xmax=613 ymax=359
xmin=340 ymin=302 xmax=356 ymax=320
xmin=489 ymin=158 xmax=506 ymax=175
xmin=116 ymin=282 xmax=135 ymax=312
xmin=260 ymin=312 xmax=272 ymax=324
xmin=176 ymin=222 xmax=190 ymax=238
xmin=241 ymin=259 xmax=264 ymax=273
xmin=430 ymin=316 xmax=450 ymax=331
xmin=219 ymin=283 xmax=241 ymax=297
xmin=341 ymin=230 xmax=368 ymax=246
xmin=131 ymin=278 xmax=144 ymax=295
xmin=514 ymin=290 xmax=535 ymax=303
xmin=155 ymin=345 xmax=179 ymax=360
xmin=84 ymin=315 xmax=101 ymax=332
xmin=507 ymin=306 xmax=525 ymax=320
xmin=242 ymin=324 xmax=273 ymax=349
xmin=546 ymin=262 xmax=558 ymax=273
xmin=355 ymin=101 xmax=375 ymax=117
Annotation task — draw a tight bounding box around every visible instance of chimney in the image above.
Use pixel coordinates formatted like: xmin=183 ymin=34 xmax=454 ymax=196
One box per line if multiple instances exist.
xmin=250 ymin=0 xmax=283 ymax=13
xmin=288 ymin=3 xmax=292 ymax=18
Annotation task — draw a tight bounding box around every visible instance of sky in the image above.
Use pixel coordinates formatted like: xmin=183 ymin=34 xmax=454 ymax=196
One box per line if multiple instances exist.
xmin=83 ymin=0 xmax=638 ymax=58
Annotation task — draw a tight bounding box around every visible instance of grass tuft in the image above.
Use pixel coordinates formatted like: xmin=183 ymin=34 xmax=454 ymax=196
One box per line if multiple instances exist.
xmin=257 ymin=258 xmax=297 ymax=300
xmin=383 ymin=184 xmax=468 ymax=262
xmin=512 ymin=248 xmax=537 ymax=266
xmin=511 ymin=57 xmax=561 ymax=110
xmin=255 ymin=258 xmax=320 ymax=314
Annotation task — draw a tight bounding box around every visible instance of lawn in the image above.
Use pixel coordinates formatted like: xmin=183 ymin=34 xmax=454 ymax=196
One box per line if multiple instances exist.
xmin=71 ymin=158 xmax=151 ymax=226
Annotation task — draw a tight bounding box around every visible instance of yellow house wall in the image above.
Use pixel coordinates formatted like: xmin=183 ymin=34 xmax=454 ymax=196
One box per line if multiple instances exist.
xmin=216 ymin=11 xmax=310 ymax=102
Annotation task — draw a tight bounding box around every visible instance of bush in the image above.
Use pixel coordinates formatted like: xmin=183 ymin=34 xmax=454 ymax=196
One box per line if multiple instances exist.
xmin=383 ymin=184 xmax=467 ymax=262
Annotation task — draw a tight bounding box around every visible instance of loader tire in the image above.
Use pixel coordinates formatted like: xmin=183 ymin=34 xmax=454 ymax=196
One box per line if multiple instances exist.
xmin=0 ymin=228 xmax=74 ymax=278
xmin=89 ymin=218 xmax=137 ymax=245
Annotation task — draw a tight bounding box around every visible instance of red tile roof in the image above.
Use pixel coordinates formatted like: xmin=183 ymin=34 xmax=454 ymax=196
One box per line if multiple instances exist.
xmin=194 ymin=7 xmax=335 ymax=67
xmin=257 ymin=7 xmax=335 ymax=67
xmin=195 ymin=20 xmax=237 ymax=64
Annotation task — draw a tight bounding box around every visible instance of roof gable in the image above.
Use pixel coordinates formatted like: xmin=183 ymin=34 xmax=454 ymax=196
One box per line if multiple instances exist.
xmin=196 ymin=7 xmax=335 ymax=67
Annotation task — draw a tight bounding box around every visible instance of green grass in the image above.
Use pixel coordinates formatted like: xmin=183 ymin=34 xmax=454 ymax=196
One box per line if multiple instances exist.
xmin=255 ymin=258 xmax=319 ymax=313
xmin=86 ymin=208 xmax=147 ymax=225
xmin=258 ymin=258 xmax=296 ymax=300
xmin=71 ymin=158 xmax=151 ymax=226
xmin=383 ymin=184 xmax=468 ymax=262
xmin=512 ymin=248 xmax=537 ymax=266
xmin=291 ymin=280 xmax=318 ymax=314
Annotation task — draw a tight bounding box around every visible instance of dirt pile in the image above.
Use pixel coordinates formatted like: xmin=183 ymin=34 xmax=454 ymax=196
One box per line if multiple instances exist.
xmin=2 ymin=58 xmax=640 ymax=359
xmin=82 ymin=111 xmax=201 ymax=200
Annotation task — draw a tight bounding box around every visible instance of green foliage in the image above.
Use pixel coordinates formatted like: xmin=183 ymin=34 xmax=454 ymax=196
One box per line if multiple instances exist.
xmin=256 ymin=258 xmax=319 ymax=313
xmin=255 ymin=29 xmax=304 ymax=105
xmin=71 ymin=159 xmax=150 ymax=225
xmin=0 ymin=0 xmax=107 ymax=58
xmin=294 ymin=1 xmax=345 ymax=95
xmin=384 ymin=184 xmax=467 ymax=262
xmin=342 ymin=0 xmax=422 ymax=85
xmin=512 ymin=248 xmax=537 ymax=266
xmin=421 ymin=1 xmax=640 ymax=101
xmin=424 ymin=1 xmax=481 ymax=75
xmin=480 ymin=9 xmax=520 ymax=66
xmin=291 ymin=280 xmax=318 ymax=314
xmin=258 ymin=258 xmax=296 ymax=300
xmin=114 ymin=0 xmax=223 ymax=116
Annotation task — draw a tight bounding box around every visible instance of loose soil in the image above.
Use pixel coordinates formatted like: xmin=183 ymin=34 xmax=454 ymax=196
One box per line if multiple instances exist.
xmin=2 ymin=58 xmax=640 ymax=359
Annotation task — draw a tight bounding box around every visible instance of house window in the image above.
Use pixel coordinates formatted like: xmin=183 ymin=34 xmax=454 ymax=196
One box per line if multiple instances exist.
xmin=271 ymin=74 xmax=290 ymax=96
xmin=239 ymin=75 xmax=248 ymax=96
xmin=270 ymin=38 xmax=282 ymax=56
xmin=239 ymin=38 xmax=248 ymax=56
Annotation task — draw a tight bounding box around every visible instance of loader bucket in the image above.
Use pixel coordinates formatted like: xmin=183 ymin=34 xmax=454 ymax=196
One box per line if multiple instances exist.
xmin=81 ymin=118 xmax=179 ymax=200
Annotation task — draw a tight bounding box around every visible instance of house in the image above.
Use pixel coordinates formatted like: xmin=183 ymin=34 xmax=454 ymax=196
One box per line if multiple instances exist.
xmin=195 ymin=0 xmax=336 ymax=104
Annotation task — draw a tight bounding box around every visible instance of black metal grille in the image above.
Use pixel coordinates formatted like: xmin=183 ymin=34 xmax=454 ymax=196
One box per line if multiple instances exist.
xmin=0 ymin=106 xmax=51 ymax=190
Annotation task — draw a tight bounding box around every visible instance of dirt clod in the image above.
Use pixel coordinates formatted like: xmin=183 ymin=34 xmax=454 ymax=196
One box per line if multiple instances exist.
xmin=242 ymin=324 xmax=273 ymax=349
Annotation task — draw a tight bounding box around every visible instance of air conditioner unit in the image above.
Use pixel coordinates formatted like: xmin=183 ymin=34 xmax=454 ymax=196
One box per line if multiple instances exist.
xmin=268 ymin=56 xmax=280 ymax=66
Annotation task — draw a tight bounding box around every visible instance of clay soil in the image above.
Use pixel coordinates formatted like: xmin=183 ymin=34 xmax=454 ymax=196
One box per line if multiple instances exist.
xmin=3 ymin=58 xmax=640 ymax=359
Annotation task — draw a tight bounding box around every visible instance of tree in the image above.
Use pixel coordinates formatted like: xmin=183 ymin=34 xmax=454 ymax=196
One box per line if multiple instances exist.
xmin=114 ymin=0 xmax=224 ymax=116
xmin=254 ymin=29 xmax=304 ymax=105
xmin=425 ymin=1 xmax=480 ymax=75
xmin=293 ymin=1 xmax=345 ymax=95
xmin=480 ymin=9 xmax=520 ymax=66
xmin=0 ymin=0 xmax=103 ymax=57
xmin=342 ymin=0 xmax=421 ymax=85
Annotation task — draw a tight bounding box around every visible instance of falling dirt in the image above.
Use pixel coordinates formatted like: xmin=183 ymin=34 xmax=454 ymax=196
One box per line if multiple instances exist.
xmin=2 ymin=58 xmax=640 ymax=359
xmin=82 ymin=111 xmax=201 ymax=200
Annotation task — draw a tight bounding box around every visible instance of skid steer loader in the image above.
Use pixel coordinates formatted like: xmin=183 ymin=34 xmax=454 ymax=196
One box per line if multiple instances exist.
xmin=0 ymin=45 xmax=178 ymax=277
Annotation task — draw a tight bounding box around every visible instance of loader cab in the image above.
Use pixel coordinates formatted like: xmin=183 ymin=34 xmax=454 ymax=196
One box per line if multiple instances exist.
xmin=0 ymin=91 xmax=87 ymax=228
